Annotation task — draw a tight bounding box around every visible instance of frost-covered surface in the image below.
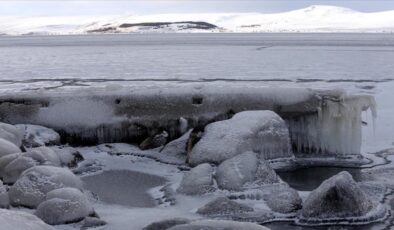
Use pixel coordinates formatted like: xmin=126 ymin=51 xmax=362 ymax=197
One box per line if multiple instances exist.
xmin=176 ymin=163 xmax=215 ymax=195
xmin=0 ymin=122 xmax=23 ymax=147
xmin=159 ymin=130 xmax=191 ymax=164
xmin=2 ymin=6 xmax=394 ymax=35
xmin=9 ymin=165 xmax=83 ymax=208
xmin=35 ymin=188 xmax=94 ymax=225
xmin=0 ymin=138 xmax=21 ymax=158
xmin=298 ymin=171 xmax=385 ymax=225
xmin=189 ymin=111 xmax=293 ymax=166
xmin=0 ymin=209 xmax=55 ymax=230
xmin=197 ymin=197 xmax=253 ymax=216
xmin=16 ymin=124 xmax=60 ymax=148
xmin=0 ymin=180 xmax=10 ymax=208
xmin=167 ymin=219 xmax=270 ymax=230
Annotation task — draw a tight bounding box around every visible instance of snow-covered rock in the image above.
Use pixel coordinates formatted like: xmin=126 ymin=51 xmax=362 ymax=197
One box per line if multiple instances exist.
xmin=0 ymin=181 xmax=9 ymax=208
xmin=50 ymin=146 xmax=83 ymax=167
xmin=35 ymin=188 xmax=94 ymax=225
xmin=16 ymin=124 xmax=60 ymax=147
xmin=265 ymin=184 xmax=302 ymax=213
xmin=160 ymin=129 xmax=192 ymax=161
xmin=81 ymin=217 xmax=107 ymax=229
xmin=0 ymin=153 xmax=21 ymax=178
xmin=3 ymin=156 xmax=37 ymax=184
xmin=216 ymin=152 xmax=259 ymax=191
xmin=143 ymin=218 xmax=190 ymax=230
xmin=176 ymin=163 xmax=215 ymax=195
xmin=0 ymin=138 xmax=21 ymax=158
xmin=140 ymin=131 xmax=169 ymax=150
xmin=300 ymin=171 xmax=373 ymax=220
xmin=197 ymin=197 xmax=253 ymax=216
xmin=0 ymin=122 xmax=23 ymax=147
xmin=9 ymin=166 xmax=83 ymax=208
xmin=167 ymin=219 xmax=270 ymax=230
xmin=0 ymin=209 xmax=54 ymax=230
xmin=27 ymin=147 xmax=61 ymax=166
xmin=188 ymin=111 xmax=292 ymax=166
xmin=254 ymin=160 xmax=280 ymax=185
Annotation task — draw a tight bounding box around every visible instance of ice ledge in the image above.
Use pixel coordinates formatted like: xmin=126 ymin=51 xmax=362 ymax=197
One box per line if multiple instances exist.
xmin=0 ymin=85 xmax=375 ymax=158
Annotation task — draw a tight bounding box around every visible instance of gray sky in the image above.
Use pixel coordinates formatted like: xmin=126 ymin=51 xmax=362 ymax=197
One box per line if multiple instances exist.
xmin=2 ymin=1 xmax=394 ymax=16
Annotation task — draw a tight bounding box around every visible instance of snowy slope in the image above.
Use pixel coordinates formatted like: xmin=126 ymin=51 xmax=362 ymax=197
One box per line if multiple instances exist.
xmin=1 ymin=5 xmax=394 ymax=35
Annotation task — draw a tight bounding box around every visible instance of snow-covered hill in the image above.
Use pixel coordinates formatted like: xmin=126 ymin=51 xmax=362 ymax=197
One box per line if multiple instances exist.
xmin=2 ymin=5 xmax=394 ymax=35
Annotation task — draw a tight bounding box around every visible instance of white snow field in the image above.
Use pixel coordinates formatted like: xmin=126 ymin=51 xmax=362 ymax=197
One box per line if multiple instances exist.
xmin=0 ymin=33 xmax=394 ymax=230
xmin=2 ymin=5 xmax=394 ymax=35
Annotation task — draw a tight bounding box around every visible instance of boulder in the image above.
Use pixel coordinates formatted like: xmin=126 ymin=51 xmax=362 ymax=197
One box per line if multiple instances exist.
xmin=50 ymin=146 xmax=84 ymax=168
xmin=9 ymin=166 xmax=83 ymax=208
xmin=0 ymin=181 xmax=9 ymax=208
xmin=255 ymin=160 xmax=280 ymax=185
xmin=0 ymin=209 xmax=54 ymax=230
xmin=188 ymin=111 xmax=293 ymax=166
xmin=81 ymin=217 xmax=107 ymax=229
xmin=300 ymin=171 xmax=373 ymax=220
xmin=0 ymin=138 xmax=21 ymax=158
xmin=265 ymin=184 xmax=302 ymax=213
xmin=168 ymin=220 xmax=270 ymax=230
xmin=216 ymin=152 xmax=259 ymax=191
xmin=3 ymin=156 xmax=37 ymax=184
xmin=35 ymin=188 xmax=94 ymax=225
xmin=15 ymin=124 xmax=60 ymax=147
xmin=0 ymin=122 xmax=23 ymax=147
xmin=27 ymin=147 xmax=61 ymax=166
xmin=143 ymin=218 xmax=190 ymax=230
xmin=140 ymin=131 xmax=168 ymax=150
xmin=160 ymin=130 xmax=192 ymax=160
xmin=176 ymin=163 xmax=215 ymax=195
xmin=0 ymin=153 xmax=21 ymax=178
xmin=197 ymin=197 xmax=253 ymax=216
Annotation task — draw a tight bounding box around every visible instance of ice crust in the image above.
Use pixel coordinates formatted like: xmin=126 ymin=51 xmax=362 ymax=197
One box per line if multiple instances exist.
xmin=0 ymin=138 xmax=21 ymax=158
xmin=0 ymin=122 xmax=23 ymax=147
xmin=176 ymin=163 xmax=216 ymax=195
xmin=16 ymin=124 xmax=60 ymax=147
xmin=189 ymin=111 xmax=293 ymax=166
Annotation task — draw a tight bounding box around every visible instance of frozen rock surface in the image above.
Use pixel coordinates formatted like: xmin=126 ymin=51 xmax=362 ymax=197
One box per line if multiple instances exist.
xmin=0 ymin=122 xmax=23 ymax=147
xmin=50 ymin=146 xmax=84 ymax=167
xmin=216 ymin=152 xmax=258 ymax=191
xmin=255 ymin=160 xmax=280 ymax=185
xmin=265 ymin=184 xmax=302 ymax=213
xmin=143 ymin=218 xmax=190 ymax=230
xmin=16 ymin=124 xmax=60 ymax=147
xmin=0 ymin=153 xmax=21 ymax=178
xmin=300 ymin=171 xmax=373 ymax=220
xmin=0 ymin=209 xmax=54 ymax=230
xmin=160 ymin=129 xmax=192 ymax=162
xmin=168 ymin=219 xmax=270 ymax=230
xmin=35 ymin=187 xmax=94 ymax=225
xmin=177 ymin=163 xmax=215 ymax=195
xmin=81 ymin=217 xmax=107 ymax=229
xmin=27 ymin=147 xmax=61 ymax=166
xmin=0 ymin=181 xmax=9 ymax=208
xmin=189 ymin=111 xmax=292 ymax=166
xmin=3 ymin=156 xmax=37 ymax=184
xmin=0 ymin=138 xmax=21 ymax=158
xmin=197 ymin=197 xmax=253 ymax=216
xmin=140 ymin=131 xmax=169 ymax=150
xmin=9 ymin=165 xmax=83 ymax=208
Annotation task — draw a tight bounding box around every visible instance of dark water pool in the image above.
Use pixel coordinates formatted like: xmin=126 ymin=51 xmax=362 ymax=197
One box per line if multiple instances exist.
xmin=277 ymin=166 xmax=363 ymax=191
xmin=82 ymin=170 xmax=166 ymax=207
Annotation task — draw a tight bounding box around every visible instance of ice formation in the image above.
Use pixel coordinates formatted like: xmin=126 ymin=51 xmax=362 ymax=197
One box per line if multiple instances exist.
xmin=0 ymin=153 xmax=21 ymax=178
xmin=299 ymin=171 xmax=376 ymax=223
xmin=50 ymin=146 xmax=83 ymax=167
xmin=35 ymin=187 xmax=94 ymax=225
xmin=287 ymin=94 xmax=376 ymax=156
xmin=176 ymin=163 xmax=216 ymax=195
xmin=3 ymin=156 xmax=37 ymax=184
xmin=0 ymin=138 xmax=21 ymax=158
xmin=0 ymin=122 xmax=23 ymax=147
xmin=140 ymin=131 xmax=169 ymax=150
xmin=264 ymin=184 xmax=302 ymax=214
xmin=0 ymin=209 xmax=54 ymax=230
xmin=16 ymin=124 xmax=60 ymax=147
xmin=167 ymin=219 xmax=270 ymax=230
xmin=143 ymin=218 xmax=190 ymax=230
xmin=27 ymin=147 xmax=61 ymax=166
xmin=160 ymin=129 xmax=192 ymax=162
xmin=189 ymin=111 xmax=293 ymax=166
xmin=9 ymin=165 xmax=83 ymax=208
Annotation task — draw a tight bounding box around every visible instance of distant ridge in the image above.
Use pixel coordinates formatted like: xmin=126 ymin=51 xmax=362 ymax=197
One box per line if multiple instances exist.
xmin=1 ymin=5 xmax=394 ymax=35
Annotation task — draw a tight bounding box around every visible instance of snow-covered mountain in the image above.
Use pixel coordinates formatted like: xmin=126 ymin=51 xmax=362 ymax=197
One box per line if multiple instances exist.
xmin=2 ymin=5 xmax=394 ymax=35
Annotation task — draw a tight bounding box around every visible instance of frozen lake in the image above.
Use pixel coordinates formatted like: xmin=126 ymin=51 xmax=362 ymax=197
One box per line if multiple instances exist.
xmin=0 ymin=33 xmax=394 ymax=82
